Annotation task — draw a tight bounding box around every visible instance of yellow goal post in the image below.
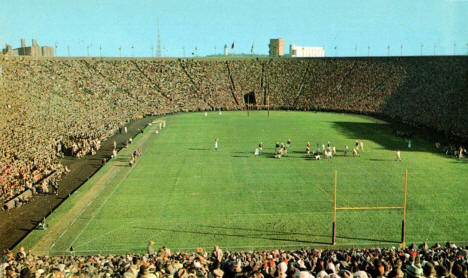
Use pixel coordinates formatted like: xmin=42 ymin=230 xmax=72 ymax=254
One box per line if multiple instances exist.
xmin=331 ymin=169 xmax=408 ymax=247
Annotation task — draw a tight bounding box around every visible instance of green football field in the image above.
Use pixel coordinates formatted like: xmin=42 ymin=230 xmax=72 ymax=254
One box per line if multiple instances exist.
xmin=20 ymin=111 xmax=468 ymax=255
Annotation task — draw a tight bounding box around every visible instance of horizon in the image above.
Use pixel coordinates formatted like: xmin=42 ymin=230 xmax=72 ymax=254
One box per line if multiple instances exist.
xmin=1 ymin=0 xmax=467 ymax=57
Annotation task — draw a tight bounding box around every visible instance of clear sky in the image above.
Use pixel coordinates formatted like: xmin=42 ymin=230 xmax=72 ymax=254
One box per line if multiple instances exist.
xmin=1 ymin=0 xmax=467 ymax=57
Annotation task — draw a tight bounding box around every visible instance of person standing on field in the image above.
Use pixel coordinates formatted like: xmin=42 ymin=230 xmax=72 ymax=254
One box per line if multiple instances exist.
xmin=396 ymin=150 xmax=401 ymax=161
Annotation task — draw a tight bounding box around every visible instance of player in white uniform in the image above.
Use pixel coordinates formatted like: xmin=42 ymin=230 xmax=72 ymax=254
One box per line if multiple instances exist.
xmin=214 ymin=138 xmax=219 ymax=151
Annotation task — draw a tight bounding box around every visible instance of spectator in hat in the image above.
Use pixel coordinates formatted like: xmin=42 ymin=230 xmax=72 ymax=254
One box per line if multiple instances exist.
xmin=138 ymin=265 xmax=157 ymax=278
xmin=405 ymin=264 xmax=423 ymax=278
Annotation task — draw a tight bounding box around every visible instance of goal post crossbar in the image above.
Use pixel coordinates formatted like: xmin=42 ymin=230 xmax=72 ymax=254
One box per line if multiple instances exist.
xmin=331 ymin=169 xmax=408 ymax=247
xmin=336 ymin=206 xmax=403 ymax=210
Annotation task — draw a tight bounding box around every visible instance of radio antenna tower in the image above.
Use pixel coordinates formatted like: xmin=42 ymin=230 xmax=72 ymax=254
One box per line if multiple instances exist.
xmin=156 ymin=19 xmax=162 ymax=57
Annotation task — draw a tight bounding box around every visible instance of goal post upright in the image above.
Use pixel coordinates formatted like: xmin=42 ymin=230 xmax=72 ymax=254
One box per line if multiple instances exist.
xmin=401 ymin=169 xmax=408 ymax=247
xmin=332 ymin=170 xmax=337 ymax=245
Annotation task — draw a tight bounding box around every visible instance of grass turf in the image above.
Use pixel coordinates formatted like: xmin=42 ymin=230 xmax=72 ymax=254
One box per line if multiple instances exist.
xmin=19 ymin=111 xmax=468 ymax=255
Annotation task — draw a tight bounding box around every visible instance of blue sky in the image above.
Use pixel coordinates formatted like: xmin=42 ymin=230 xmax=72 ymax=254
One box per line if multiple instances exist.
xmin=1 ymin=0 xmax=467 ymax=57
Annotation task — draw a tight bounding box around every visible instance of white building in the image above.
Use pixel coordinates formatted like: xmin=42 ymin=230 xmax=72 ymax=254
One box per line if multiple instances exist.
xmin=289 ymin=45 xmax=325 ymax=57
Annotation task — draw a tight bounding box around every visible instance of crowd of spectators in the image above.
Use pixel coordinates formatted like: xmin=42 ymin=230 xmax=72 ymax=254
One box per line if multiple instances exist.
xmin=0 ymin=55 xmax=466 ymax=209
xmin=1 ymin=242 xmax=467 ymax=277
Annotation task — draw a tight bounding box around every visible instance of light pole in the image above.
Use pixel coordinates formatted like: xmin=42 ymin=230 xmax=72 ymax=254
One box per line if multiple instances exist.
xmin=87 ymin=44 xmax=91 ymax=57
xmin=387 ymin=45 xmax=390 ymax=56
xmin=354 ymin=45 xmax=357 ymax=56
xmin=334 ymin=46 xmax=337 ymax=57
xmin=368 ymin=45 xmax=370 ymax=57
xmin=131 ymin=45 xmax=134 ymax=57
xmin=99 ymin=45 xmax=102 ymax=58
xmin=453 ymin=41 xmax=456 ymax=55
xmin=182 ymin=47 xmax=185 ymax=57
xmin=400 ymin=44 xmax=403 ymax=56
xmin=420 ymin=44 xmax=424 ymax=56
xmin=67 ymin=45 xmax=70 ymax=57
xmin=119 ymin=46 xmax=122 ymax=57
xmin=151 ymin=45 xmax=154 ymax=57
xmin=54 ymin=42 xmax=58 ymax=56
xmin=434 ymin=43 xmax=437 ymax=55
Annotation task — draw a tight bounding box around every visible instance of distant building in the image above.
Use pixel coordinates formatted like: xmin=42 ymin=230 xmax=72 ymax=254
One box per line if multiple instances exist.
xmin=41 ymin=46 xmax=54 ymax=57
xmin=2 ymin=44 xmax=18 ymax=56
xmin=290 ymin=45 xmax=325 ymax=57
xmin=269 ymin=38 xmax=284 ymax=57
xmin=2 ymin=39 xmax=54 ymax=57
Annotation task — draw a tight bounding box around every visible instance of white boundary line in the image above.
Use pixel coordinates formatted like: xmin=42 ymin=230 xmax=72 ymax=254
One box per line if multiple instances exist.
xmin=67 ymin=148 xmax=141 ymax=249
xmin=47 ymin=168 xmax=121 ymax=253
xmin=59 ymin=124 xmax=158 ymax=251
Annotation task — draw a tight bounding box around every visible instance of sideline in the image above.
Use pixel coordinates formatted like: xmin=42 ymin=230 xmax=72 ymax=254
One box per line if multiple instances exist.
xmin=28 ymin=121 xmax=161 ymax=254
xmin=0 ymin=116 xmax=158 ymax=252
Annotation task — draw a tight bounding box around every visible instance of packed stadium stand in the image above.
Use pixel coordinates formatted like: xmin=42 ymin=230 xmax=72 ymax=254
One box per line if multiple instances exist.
xmin=2 ymin=243 xmax=467 ymax=277
xmin=0 ymin=56 xmax=467 ymax=276
xmin=1 ymin=56 xmax=467 ymax=210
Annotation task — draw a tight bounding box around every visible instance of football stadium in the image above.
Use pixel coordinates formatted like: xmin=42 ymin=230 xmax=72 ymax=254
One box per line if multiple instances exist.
xmin=1 ymin=1 xmax=468 ymax=277
xmin=1 ymin=54 xmax=467 ymax=276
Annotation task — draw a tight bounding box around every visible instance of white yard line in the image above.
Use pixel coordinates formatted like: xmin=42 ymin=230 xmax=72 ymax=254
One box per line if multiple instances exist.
xmin=67 ymin=150 xmax=141 ymax=249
